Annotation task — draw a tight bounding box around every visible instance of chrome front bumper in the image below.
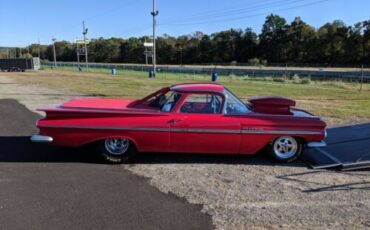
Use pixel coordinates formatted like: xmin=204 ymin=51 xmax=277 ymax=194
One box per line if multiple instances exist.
xmin=307 ymin=141 xmax=327 ymax=148
xmin=30 ymin=135 xmax=53 ymax=143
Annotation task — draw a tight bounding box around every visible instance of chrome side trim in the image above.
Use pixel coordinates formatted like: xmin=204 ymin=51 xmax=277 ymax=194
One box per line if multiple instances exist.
xmin=241 ymin=130 xmax=322 ymax=135
xmin=307 ymin=141 xmax=327 ymax=148
xmin=39 ymin=125 xmax=322 ymax=135
xmin=177 ymin=128 xmax=239 ymax=134
xmin=39 ymin=126 xmax=237 ymax=134
xmin=30 ymin=135 xmax=53 ymax=143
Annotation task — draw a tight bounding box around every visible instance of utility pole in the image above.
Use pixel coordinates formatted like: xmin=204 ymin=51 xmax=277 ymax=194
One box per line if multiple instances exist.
xmin=52 ymin=38 xmax=57 ymax=67
xmin=82 ymin=21 xmax=89 ymax=69
xmin=151 ymin=0 xmax=159 ymax=75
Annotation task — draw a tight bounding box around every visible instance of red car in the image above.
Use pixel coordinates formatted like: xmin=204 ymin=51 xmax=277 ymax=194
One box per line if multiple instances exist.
xmin=31 ymin=83 xmax=326 ymax=163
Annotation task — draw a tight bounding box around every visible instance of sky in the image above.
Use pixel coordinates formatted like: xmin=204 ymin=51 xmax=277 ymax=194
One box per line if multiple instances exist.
xmin=0 ymin=0 xmax=369 ymax=47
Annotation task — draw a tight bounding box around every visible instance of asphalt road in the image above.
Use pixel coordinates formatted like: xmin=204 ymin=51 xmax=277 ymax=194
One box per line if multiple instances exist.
xmin=0 ymin=99 xmax=213 ymax=230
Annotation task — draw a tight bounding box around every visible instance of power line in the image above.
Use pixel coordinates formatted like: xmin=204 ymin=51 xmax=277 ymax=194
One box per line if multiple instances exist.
xmin=161 ymin=0 xmax=328 ymax=26
xmin=161 ymin=0 xmax=304 ymax=22
xmin=159 ymin=0 xmax=273 ymax=20
xmin=122 ymin=0 xmax=287 ymax=34
xmin=160 ymin=0 xmax=331 ymax=27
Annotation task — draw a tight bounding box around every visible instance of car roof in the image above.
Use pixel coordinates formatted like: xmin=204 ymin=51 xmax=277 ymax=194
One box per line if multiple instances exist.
xmin=170 ymin=83 xmax=225 ymax=93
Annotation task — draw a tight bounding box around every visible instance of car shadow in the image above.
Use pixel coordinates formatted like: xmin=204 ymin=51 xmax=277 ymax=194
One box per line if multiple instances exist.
xmin=0 ymin=136 xmax=306 ymax=168
xmin=0 ymin=136 xmax=100 ymax=163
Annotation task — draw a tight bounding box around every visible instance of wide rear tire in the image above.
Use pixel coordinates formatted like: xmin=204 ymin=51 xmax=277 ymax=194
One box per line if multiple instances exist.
xmin=97 ymin=138 xmax=137 ymax=163
xmin=268 ymin=136 xmax=303 ymax=163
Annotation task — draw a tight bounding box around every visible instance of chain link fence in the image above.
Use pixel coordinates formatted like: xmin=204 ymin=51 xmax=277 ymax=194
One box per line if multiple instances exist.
xmin=41 ymin=61 xmax=370 ymax=83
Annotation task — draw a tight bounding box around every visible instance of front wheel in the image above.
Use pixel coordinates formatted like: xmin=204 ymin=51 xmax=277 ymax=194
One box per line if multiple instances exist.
xmin=268 ymin=136 xmax=303 ymax=163
xmin=97 ymin=138 xmax=137 ymax=163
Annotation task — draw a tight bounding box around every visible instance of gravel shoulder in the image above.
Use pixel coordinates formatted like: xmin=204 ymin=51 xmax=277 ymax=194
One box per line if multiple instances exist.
xmin=1 ymin=74 xmax=370 ymax=230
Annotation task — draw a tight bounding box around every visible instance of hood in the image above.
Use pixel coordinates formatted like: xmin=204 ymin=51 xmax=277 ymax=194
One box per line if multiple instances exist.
xmin=249 ymin=97 xmax=296 ymax=115
xmin=60 ymin=98 xmax=136 ymax=110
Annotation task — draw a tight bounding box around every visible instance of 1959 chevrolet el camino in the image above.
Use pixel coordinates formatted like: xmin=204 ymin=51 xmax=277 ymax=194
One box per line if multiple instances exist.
xmin=31 ymin=83 xmax=327 ymax=163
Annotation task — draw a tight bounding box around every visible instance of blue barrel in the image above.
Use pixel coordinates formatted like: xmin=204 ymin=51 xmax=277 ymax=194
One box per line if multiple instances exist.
xmin=111 ymin=68 xmax=117 ymax=75
xmin=149 ymin=70 xmax=156 ymax=78
xmin=212 ymin=72 xmax=218 ymax=82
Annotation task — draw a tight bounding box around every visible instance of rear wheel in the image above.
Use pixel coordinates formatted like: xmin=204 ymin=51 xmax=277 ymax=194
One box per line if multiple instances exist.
xmin=268 ymin=136 xmax=303 ymax=162
xmin=97 ymin=138 xmax=137 ymax=163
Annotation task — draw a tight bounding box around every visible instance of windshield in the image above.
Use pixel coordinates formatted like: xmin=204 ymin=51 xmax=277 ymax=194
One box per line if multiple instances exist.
xmin=130 ymin=88 xmax=169 ymax=109
xmin=132 ymin=88 xmax=182 ymax=111
xmin=224 ymin=88 xmax=250 ymax=114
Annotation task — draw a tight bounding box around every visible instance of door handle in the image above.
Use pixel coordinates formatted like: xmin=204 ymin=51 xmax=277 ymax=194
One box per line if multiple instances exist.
xmin=169 ymin=119 xmax=183 ymax=124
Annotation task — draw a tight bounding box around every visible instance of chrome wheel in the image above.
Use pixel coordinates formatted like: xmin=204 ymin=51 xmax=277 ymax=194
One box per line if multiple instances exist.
xmin=104 ymin=138 xmax=129 ymax=156
xmin=273 ymin=136 xmax=298 ymax=159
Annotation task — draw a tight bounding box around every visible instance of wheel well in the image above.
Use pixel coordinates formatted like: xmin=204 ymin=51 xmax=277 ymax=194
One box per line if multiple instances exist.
xmin=293 ymin=136 xmax=306 ymax=145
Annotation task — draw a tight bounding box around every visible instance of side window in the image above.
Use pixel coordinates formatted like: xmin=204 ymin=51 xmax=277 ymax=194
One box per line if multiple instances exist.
xmin=160 ymin=92 xmax=183 ymax=112
xmin=224 ymin=89 xmax=249 ymax=114
xmin=180 ymin=94 xmax=223 ymax=114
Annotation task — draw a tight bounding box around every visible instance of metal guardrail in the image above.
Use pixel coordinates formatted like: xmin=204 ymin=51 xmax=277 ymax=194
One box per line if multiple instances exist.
xmin=41 ymin=61 xmax=370 ymax=82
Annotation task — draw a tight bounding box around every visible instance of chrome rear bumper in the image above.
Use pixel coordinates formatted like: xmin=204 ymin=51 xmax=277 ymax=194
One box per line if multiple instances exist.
xmin=30 ymin=135 xmax=53 ymax=143
xmin=307 ymin=141 xmax=327 ymax=148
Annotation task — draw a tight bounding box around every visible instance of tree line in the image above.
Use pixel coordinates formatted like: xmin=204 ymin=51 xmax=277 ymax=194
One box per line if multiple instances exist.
xmin=2 ymin=14 xmax=370 ymax=66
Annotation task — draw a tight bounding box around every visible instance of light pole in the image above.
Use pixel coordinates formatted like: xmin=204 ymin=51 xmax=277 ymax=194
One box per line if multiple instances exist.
xmin=52 ymin=38 xmax=57 ymax=67
xmin=82 ymin=21 xmax=89 ymax=69
xmin=151 ymin=0 xmax=159 ymax=75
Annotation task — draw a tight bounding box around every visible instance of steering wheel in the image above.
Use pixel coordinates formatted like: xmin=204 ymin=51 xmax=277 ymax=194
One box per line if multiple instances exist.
xmin=158 ymin=95 xmax=167 ymax=106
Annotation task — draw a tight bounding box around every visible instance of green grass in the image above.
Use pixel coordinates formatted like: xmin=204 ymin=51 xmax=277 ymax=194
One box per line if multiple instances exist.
xmin=10 ymin=68 xmax=370 ymax=125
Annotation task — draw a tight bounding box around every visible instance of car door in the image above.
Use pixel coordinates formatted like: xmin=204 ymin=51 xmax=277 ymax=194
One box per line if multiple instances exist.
xmin=130 ymin=91 xmax=181 ymax=153
xmin=170 ymin=93 xmax=241 ymax=154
